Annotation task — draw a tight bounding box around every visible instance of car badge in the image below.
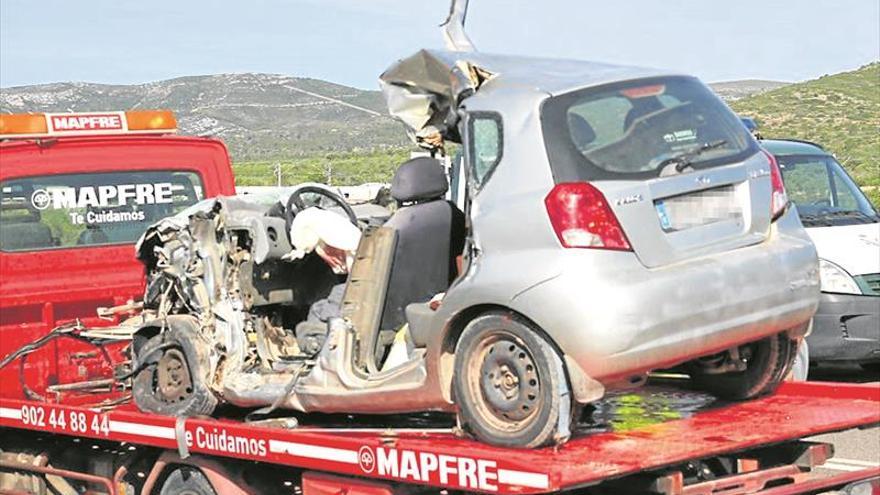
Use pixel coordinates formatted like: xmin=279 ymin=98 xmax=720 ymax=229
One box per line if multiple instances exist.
xmin=615 ymin=194 xmax=643 ymax=206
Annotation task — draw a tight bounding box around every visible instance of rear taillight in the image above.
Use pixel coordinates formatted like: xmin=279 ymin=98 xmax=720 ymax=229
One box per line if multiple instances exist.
xmin=764 ymin=150 xmax=788 ymax=221
xmin=544 ymin=182 xmax=632 ymax=251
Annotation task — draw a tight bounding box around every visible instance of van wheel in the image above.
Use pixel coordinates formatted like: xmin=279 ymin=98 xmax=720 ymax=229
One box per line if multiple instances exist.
xmin=690 ymin=333 xmax=796 ymax=400
xmin=453 ymin=313 xmax=573 ymax=448
xmin=159 ymin=466 xmax=216 ymax=495
xmin=132 ymin=326 xmax=217 ymax=416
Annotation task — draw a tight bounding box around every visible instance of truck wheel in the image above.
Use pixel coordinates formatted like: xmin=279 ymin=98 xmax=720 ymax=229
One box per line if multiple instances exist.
xmin=133 ymin=327 xmax=217 ymax=416
xmin=690 ymin=333 xmax=796 ymax=400
xmin=159 ymin=466 xmax=216 ymax=495
xmin=453 ymin=313 xmax=573 ymax=448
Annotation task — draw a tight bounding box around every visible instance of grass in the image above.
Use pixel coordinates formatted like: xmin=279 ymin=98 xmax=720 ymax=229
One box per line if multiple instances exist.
xmin=233 ymin=149 xmax=412 ymax=187
xmin=732 ymin=62 xmax=880 ymax=206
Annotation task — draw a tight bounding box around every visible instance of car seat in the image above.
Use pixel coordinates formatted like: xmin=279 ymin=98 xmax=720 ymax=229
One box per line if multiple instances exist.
xmin=624 ymin=96 xmax=665 ymax=131
xmin=380 ymin=157 xmax=466 ymax=332
xmin=568 ymin=113 xmax=597 ymax=150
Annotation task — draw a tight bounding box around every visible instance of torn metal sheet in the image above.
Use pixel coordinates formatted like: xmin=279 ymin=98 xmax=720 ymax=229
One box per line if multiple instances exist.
xmin=380 ymin=50 xmax=495 ymax=148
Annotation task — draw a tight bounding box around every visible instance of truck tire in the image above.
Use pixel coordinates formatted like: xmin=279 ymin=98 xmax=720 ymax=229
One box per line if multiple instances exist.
xmin=690 ymin=333 xmax=796 ymax=400
xmin=159 ymin=466 xmax=216 ymax=495
xmin=132 ymin=325 xmax=218 ymax=417
xmin=453 ymin=313 xmax=573 ymax=448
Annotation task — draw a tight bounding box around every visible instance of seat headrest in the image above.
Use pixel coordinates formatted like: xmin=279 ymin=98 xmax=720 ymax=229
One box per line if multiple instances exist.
xmin=568 ymin=113 xmax=596 ymax=149
xmin=391 ymin=157 xmax=448 ymax=203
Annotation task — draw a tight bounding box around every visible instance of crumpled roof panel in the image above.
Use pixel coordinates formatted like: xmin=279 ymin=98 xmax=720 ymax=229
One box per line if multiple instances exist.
xmin=379 ymin=49 xmax=673 ymax=148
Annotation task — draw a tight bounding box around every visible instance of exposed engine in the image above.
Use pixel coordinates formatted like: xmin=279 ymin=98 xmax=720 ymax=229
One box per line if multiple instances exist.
xmin=131 ymin=190 xmax=371 ymax=415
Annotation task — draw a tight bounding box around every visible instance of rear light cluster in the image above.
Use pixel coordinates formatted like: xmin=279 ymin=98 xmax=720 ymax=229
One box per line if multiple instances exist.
xmin=544 ymin=183 xmax=632 ymax=251
xmin=763 ymin=150 xmax=788 ymax=221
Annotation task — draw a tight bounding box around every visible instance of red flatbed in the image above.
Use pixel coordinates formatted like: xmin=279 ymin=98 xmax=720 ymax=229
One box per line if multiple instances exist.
xmin=2 ymin=381 xmax=878 ymax=494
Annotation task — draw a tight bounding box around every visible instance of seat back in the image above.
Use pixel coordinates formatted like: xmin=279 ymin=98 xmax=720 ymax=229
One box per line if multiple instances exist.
xmin=380 ymin=158 xmax=465 ymax=331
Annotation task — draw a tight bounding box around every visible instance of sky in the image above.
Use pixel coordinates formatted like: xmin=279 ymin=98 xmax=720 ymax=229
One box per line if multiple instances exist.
xmin=1 ymin=0 xmax=878 ymax=90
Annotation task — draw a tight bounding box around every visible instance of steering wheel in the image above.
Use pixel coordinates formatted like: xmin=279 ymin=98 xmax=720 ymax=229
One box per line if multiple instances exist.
xmin=284 ymin=186 xmax=359 ymax=241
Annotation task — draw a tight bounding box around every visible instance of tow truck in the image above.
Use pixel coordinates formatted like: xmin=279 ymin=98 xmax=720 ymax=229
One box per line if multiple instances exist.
xmin=1 ymin=113 xmax=879 ymax=495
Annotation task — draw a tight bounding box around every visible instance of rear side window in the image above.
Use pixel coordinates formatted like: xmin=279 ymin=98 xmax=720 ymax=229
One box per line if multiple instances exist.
xmin=0 ymin=171 xmax=204 ymax=252
xmin=468 ymin=113 xmax=503 ymax=188
xmin=542 ymin=76 xmax=757 ymax=181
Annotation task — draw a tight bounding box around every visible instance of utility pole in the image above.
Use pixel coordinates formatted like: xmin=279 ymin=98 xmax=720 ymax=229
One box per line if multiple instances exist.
xmin=273 ymin=163 xmax=282 ymax=187
xmin=325 ymin=161 xmax=333 ymax=186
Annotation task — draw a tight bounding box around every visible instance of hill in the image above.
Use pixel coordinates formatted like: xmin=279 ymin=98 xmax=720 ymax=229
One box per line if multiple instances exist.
xmin=710 ymin=80 xmax=788 ymax=101
xmin=732 ymin=63 xmax=879 ymax=204
xmin=0 ymin=74 xmax=409 ymax=161
xmin=2 ymin=70 xmax=876 ymax=196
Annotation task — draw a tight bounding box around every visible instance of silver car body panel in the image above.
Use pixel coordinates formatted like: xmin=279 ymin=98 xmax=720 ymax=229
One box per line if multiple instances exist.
xmin=133 ymin=48 xmax=820 ymax=417
xmin=382 ymin=51 xmax=819 ymax=403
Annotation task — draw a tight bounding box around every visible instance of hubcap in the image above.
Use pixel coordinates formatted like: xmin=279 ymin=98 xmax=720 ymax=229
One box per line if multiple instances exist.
xmin=478 ymin=338 xmax=540 ymax=422
xmin=156 ymin=348 xmax=193 ymax=403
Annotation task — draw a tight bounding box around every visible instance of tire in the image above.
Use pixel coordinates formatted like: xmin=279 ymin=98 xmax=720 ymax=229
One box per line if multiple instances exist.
xmin=132 ymin=322 xmax=218 ymax=416
xmin=691 ymin=333 xmax=797 ymax=400
xmin=786 ymin=339 xmax=810 ymax=382
xmin=159 ymin=466 xmax=216 ymax=495
xmin=453 ymin=313 xmax=573 ymax=448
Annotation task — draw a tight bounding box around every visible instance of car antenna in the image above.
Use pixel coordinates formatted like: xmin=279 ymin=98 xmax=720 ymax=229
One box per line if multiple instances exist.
xmin=441 ymin=0 xmax=476 ymax=51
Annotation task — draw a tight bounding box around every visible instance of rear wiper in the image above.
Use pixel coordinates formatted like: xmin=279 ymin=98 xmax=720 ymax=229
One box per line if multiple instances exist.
xmin=658 ymin=140 xmax=729 ymax=174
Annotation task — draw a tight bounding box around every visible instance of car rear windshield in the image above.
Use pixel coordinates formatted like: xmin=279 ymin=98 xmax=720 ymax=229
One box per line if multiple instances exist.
xmin=541 ymin=76 xmax=757 ymax=181
xmin=0 ymin=171 xmax=204 ymax=252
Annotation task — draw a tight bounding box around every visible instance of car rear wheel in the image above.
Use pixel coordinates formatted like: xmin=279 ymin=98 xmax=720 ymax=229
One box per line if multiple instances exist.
xmin=132 ymin=325 xmax=218 ymax=416
xmin=689 ymin=333 xmax=797 ymax=400
xmin=453 ymin=313 xmax=573 ymax=448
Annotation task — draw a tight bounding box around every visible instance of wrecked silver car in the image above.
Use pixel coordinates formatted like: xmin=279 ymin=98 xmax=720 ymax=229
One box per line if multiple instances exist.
xmin=130 ymin=4 xmax=820 ymax=449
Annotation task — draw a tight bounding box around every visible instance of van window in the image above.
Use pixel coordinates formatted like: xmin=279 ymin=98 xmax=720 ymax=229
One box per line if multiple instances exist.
xmin=0 ymin=171 xmax=204 ymax=252
xmin=778 ymin=154 xmax=877 ymax=226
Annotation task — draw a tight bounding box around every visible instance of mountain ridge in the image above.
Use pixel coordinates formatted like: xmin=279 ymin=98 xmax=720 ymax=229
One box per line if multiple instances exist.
xmin=1 ymin=73 xmax=784 ymax=161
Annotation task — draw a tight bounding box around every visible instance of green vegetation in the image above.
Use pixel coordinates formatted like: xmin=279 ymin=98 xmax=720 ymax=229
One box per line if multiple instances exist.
xmin=233 ymin=148 xmax=412 ymax=186
xmin=732 ymin=62 xmax=880 ymax=206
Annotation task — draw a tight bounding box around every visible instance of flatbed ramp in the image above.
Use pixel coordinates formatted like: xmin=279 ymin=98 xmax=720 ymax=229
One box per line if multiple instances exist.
xmin=1 ymin=382 xmax=878 ymax=494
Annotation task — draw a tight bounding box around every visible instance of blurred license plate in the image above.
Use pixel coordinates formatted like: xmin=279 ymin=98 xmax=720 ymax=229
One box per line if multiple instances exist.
xmin=655 ymin=185 xmax=740 ymax=232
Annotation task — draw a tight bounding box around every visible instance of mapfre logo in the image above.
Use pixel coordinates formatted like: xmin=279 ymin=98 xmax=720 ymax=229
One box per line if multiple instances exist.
xmin=30 ymin=189 xmax=52 ymax=210
xmin=49 ymin=113 xmax=123 ymax=133
xmin=358 ymin=446 xmax=376 ymax=473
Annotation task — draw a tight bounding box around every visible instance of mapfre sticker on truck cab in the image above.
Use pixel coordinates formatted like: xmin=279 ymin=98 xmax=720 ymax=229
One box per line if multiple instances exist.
xmin=46 ymin=112 xmax=127 ymax=134
xmin=30 ymin=183 xmax=174 ymax=225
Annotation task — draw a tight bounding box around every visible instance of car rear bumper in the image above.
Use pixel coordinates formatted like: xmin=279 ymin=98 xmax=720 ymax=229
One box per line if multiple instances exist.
xmin=511 ymin=220 xmax=820 ymax=384
xmin=807 ymin=292 xmax=880 ymax=364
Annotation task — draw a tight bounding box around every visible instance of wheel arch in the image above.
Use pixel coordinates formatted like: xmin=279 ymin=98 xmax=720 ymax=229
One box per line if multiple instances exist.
xmin=438 ymin=304 xmax=571 ymax=403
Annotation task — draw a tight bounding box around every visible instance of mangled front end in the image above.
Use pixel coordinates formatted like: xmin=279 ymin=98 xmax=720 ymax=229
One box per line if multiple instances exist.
xmin=131 ymin=197 xmax=343 ymax=415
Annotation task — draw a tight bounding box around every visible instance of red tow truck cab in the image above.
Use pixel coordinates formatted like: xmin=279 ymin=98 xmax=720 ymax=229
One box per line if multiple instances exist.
xmin=0 ymin=111 xmax=235 ymax=403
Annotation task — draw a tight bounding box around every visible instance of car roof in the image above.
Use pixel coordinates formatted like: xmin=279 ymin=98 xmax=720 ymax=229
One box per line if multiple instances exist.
xmin=385 ymin=49 xmax=680 ymax=98
xmin=380 ymin=49 xmax=682 ymax=146
xmin=761 ymin=139 xmax=829 ymax=156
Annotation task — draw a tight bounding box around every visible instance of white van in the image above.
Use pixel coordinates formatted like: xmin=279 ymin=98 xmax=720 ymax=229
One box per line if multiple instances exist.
xmin=763 ymin=139 xmax=880 ymax=374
